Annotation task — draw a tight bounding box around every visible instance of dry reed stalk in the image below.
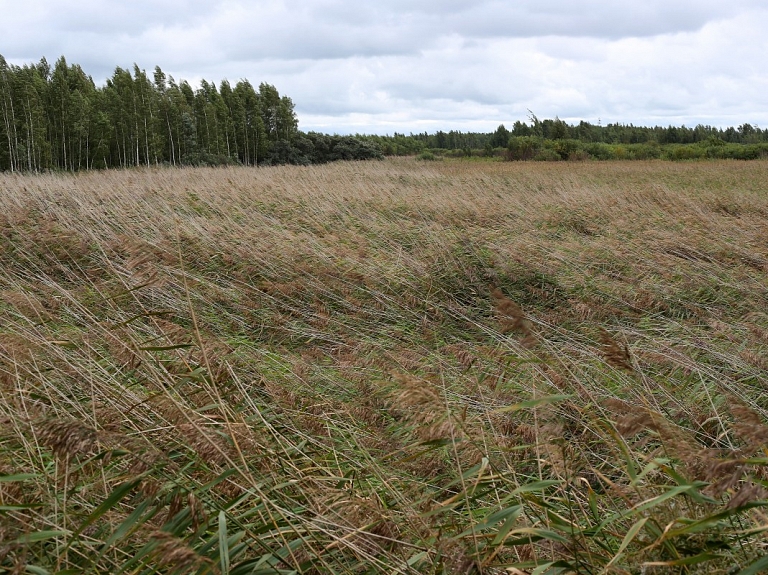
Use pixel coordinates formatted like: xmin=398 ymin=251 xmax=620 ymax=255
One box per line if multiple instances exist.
xmin=743 ymin=316 xmax=768 ymax=344
xmin=390 ymin=373 xmax=459 ymax=442
xmin=443 ymin=344 xmax=477 ymax=371
xmin=2 ymin=159 xmax=768 ymax=572
xmin=148 ymin=531 xmax=212 ymax=574
xmin=740 ymin=350 xmax=768 ymax=371
xmin=36 ymin=417 xmax=99 ymax=461
xmin=725 ymin=483 xmax=768 ymax=509
xmin=729 ymin=400 xmax=768 ymax=453
xmin=117 ymin=431 xmax=179 ymax=498
xmin=606 ymin=399 xmax=707 ymax=474
xmin=609 ymin=398 xmax=768 ymax=507
xmin=598 ymin=329 xmax=633 ymax=371
xmin=490 ymin=286 xmax=535 ymax=347
xmin=0 ymin=290 xmax=51 ymax=323
xmin=318 ymin=494 xmax=400 ymax=556
xmin=704 ymin=458 xmax=747 ymax=498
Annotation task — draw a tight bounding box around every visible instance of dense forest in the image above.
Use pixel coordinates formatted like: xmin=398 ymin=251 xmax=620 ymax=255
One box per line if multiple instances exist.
xmin=363 ymin=115 xmax=768 ymax=161
xmin=0 ymin=55 xmax=381 ymax=172
xmin=2 ymin=54 xmax=768 ymax=171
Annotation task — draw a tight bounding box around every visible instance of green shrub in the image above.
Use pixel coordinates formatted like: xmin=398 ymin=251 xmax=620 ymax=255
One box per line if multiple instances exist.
xmin=668 ymin=145 xmax=706 ymax=160
xmin=709 ymin=143 xmax=768 ymax=160
xmin=533 ymin=148 xmax=562 ymax=161
xmin=568 ymin=149 xmax=591 ymax=161
xmin=549 ymin=138 xmax=583 ymax=160
xmin=416 ymin=150 xmax=440 ymax=161
xmin=443 ymin=148 xmax=470 ymax=158
xmin=627 ymin=142 xmax=662 ymax=160
xmin=507 ymin=136 xmax=542 ymax=161
xmin=585 ymin=142 xmax=616 ymax=160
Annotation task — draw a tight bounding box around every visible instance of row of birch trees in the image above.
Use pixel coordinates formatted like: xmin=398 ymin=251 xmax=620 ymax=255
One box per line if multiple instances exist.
xmin=0 ymin=55 xmax=298 ymax=171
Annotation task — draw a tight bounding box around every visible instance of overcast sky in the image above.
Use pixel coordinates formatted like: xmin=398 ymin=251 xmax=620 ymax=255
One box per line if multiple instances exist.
xmin=2 ymin=0 xmax=767 ymax=134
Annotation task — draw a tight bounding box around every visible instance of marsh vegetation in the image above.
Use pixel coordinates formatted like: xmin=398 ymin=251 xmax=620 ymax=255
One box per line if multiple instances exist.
xmin=1 ymin=159 xmax=768 ymax=573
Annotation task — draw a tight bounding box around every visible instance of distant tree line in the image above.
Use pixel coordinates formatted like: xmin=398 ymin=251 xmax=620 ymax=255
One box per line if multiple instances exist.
xmin=361 ymin=114 xmax=768 ymax=161
xmin=3 ymin=53 xmax=764 ymax=171
xmin=0 ymin=55 xmax=380 ymax=172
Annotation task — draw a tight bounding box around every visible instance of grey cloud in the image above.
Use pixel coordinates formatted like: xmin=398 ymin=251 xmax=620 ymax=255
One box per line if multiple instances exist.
xmin=46 ymin=0 xmax=215 ymax=34
xmin=247 ymin=0 xmax=768 ymax=59
xmin=212 ymin=0 xmax=768 ymax=62
xmin=383 ymin=81 xmax=510 ymax=108
xmin=2 ymin=0 xmax=768 ymax=134
xmin=5 ymin=0 xmax=764 ymax=66
xmin=220 ymin=23 xmax=422 ymax=61
xmin=447 ymin=1 xmax=747 ymax=40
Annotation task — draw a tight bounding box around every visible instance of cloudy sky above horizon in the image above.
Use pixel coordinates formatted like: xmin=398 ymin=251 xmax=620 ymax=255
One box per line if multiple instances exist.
xmin=2 ymin=0 xmax=767 ymax=134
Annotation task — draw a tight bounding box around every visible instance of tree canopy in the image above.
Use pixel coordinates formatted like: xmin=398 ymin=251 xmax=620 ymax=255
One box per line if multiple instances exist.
xmin=0 ymin=55 xmax=320 ymax=171
xmin=3 ymin=54 xmax=767 ymax=171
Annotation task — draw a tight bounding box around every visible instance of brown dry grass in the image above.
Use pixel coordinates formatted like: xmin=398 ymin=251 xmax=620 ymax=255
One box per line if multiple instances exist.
xmin=1 ymin=158 xmax=768 ymax=573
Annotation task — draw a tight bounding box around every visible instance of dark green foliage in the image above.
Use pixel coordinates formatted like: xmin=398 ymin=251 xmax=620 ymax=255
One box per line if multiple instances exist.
xmin=4 ymin=52 xmax=766 ymax=170
xmin=369 ymin=116 xmax=768 ymax=162
xmin=1 ymin=54 xmax=381 ymax=171
xmin=506 ymin=136 xmax=541 ymax=160
xmin=547 ymin=138 xmax=582 ymax=160
xmin=489 ymin=123 xmax=511 ymax=147
xmin=705 ymin=142 xmax=768 ymax=160
xmin=266 ymin=132 xmax=383 ymax=165
xmin=669 ymin=144 xmax=706 ymax=160
xmin=584 ymin=142 xmax=616 ymax=160
xmin=416 ymin=150 xmax=440 ymax=161
xmin=533 ymin=147 xmax=562 ymax=162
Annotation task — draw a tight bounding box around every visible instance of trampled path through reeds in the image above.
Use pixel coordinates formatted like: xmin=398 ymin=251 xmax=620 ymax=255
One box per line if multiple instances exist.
xmin=1 ymin=159 xmax=768 ymax=573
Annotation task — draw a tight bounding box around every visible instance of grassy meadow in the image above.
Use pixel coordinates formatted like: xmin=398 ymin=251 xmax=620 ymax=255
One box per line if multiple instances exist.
xmin=1 ymin=159 xmax=768 ymax=574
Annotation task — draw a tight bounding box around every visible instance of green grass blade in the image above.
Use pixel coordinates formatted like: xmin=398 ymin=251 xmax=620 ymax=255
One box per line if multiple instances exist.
xmin=219 ymin=510 xmax=230 ymax=574
xmin=736 ymin=554 xmax=768 ymax=575
xmin=0 ymin=473 xmax=39 ymax=482
xmin=14 ymin=530 xmax=69 ymax=543
xmin=67 ymin=478 xmax=143 ymax=549
xmin=603 ymin=516 xmax=648 ymax=571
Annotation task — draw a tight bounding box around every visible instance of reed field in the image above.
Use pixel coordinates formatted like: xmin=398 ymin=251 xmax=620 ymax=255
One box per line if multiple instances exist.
xmin=2 ymin=158 xmax=768 ymax=574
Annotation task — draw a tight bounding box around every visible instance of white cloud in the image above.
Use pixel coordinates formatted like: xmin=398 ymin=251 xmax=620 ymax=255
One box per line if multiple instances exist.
xmin=2 ymin=0 xmax=767 ymax=133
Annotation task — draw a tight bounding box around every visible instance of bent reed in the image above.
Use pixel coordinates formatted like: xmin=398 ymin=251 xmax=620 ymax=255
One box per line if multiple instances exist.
xmin=1 ymin=158 xmax=768 ymax=573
